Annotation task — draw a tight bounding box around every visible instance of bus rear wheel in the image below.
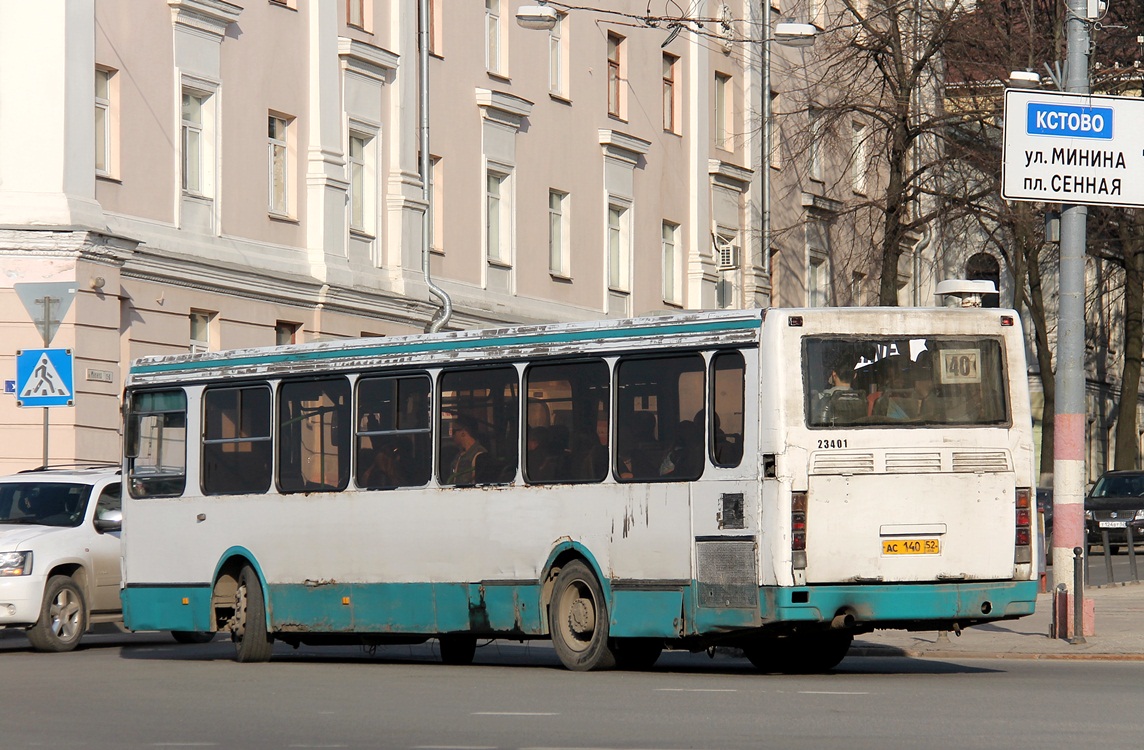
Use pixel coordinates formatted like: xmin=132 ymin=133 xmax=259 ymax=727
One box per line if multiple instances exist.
xmin=549 ymin=560 xmax=616 ymax=671
xmin=231 ymin=565 xmax=274 ymax=663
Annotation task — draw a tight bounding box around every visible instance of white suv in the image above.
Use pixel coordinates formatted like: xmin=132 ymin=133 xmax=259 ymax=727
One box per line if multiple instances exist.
xmin=0 ymin=465 xmax=125 ymax=652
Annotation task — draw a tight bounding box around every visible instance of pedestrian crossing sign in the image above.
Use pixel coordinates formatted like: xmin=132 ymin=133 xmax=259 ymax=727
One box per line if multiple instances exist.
xmin=16 ymin=348 xmax=74 ymax=408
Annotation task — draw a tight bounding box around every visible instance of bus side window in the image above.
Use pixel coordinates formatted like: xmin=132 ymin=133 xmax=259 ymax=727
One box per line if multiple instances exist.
xmin=202 ymin=384 xmax=273 ymax=495
xmin=278 ymin=378 xmax=351 ymax=493
xmin=438 ymin=366 xmax=519 ymax=486
xmin=524 ymin=360 xmax=609 ymax=484
xmin=710 ymin=351 xmax=745 ymax=467
xmin=356 ymin=374 xmax=432 ymax=489
xmin=616 ymin=354 xmax=705 ymax=482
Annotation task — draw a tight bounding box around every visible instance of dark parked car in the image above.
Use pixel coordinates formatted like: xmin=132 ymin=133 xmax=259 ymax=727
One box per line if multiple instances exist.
xmin=1085 ymin=471 xmax=1144 ymax=555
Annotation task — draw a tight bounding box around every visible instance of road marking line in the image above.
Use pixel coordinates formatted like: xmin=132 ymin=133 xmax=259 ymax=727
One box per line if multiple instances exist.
xmin=655 ymin=688 xmax=737 ymax=692
xmin=414 ymin=746 xmax=498 ymax=749
xmin=798 ymin=691 xmax=870 ymax=695
xmin=472 ymin=712 xmax=559 ymax=716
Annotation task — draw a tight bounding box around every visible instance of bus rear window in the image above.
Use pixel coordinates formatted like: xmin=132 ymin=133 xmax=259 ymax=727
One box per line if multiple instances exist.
xmin=805 ymin=337 xmax=1008 ymax=428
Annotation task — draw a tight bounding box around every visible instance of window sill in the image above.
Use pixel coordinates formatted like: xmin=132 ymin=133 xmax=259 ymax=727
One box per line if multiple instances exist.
xmin=549 ymin=272 xmax=573 ymax=282
xmin=268 ymin=212 xmax=300 ymax=225
xmin=608 ymin=287 xmax=631 ymax=296
xmin=608 ymin=113 xmax=628 ymax=124
xmin=487 ymin=258 xmax=513 ymax=270
xmin=430 ymin=246 xmax=445 ymax=256
xmin=487 ymin=71 xmax=512 ymax=84
xmin=549 ymin=92 xmax=572 ymax=105
xmin=350 ymin=228 xmax=376 ymax=241
xmin=96 ymin=174 xmax=122 ymax=185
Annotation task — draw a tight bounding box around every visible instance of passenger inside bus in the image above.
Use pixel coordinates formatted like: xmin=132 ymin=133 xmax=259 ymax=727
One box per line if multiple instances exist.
xmin=447 ymin=416 xmax=487 ymax=485
xmin=815 ymin=352 xmax=866 ymax=424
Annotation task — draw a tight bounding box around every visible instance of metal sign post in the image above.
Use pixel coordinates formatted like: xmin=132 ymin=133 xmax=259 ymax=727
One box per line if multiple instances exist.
xmin=12 ymin=282 xmax=77 ymax=467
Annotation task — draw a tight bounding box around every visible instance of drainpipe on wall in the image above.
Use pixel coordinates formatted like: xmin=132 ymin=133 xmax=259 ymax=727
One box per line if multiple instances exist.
xmin=913 ymin=225 xmax=931 ymax=306
xmin=420 ymin=0 xmax=451 ymax=333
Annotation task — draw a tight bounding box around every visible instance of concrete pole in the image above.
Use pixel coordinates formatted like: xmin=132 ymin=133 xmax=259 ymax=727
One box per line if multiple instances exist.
xmin=1052 ymin=0 xmax=1090 ymax=633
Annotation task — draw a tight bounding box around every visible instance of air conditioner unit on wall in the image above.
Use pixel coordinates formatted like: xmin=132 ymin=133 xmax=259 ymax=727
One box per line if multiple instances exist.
xmin=715 ymin=237 xmax=739 ymax=271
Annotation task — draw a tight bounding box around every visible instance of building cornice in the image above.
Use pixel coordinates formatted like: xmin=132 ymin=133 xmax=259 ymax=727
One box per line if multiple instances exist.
xmin=168 ymin=0 xmax=242 ymax=39
xmin=598 ymin=129 xmax=651 ymax=165
xmin=800 ymin=192 xmax=844 ymax=215
xmin=338 ymin=37 xmax=400 ymax=82
xmin=475 ymin=89 xmax=534 ymax=130
xmin=708 ymin=159 xmax=754 ymax=192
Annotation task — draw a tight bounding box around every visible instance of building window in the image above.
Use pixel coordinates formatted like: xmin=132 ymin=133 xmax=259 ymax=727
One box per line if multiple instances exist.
xmin=807 ymin=219 xmax=830 ymax=307
xmin=715 ymin=73 xmax=731 ymax=150
xmin=348 ymin=130 xmax=376 ymax=234
xmin=549 ymin=190 xmax=569 ymax=277
xmin=769 ymin=90 xmax=781 ymax=169
xmin=851 ymin=272 xmax=865 ymax=307
xmin=809 ymin=107 xmax=824 ymax=182
xmin=95 ymin=68 xmax=113 ymax=177
xmin=485 ymin=0 xmax=502 ymax=74
xmin=181 ymin=89 xmax=210 ymax=196
xmin=486 ymin=169 xmax=510 ymax=265
xmin=852 ymin=120 xmax=868 ymax=194
xmin=662 ymin=221 xmax=681 ymax=305
xmin=607 ymin=33 xmax=624 ymax=118
xmin=268 ymin=115 xmax=290 ymax=216
xmin=549 ymin=13 xmax=567 ymax=96
xmin=189 ymin=310 xmax=216 ymax=353
xmin=347 ymin=0 xmax=365 ymax=29
xmin=662 ymin=54 xmax=678 ymax=133
xmin=275 ymin=321 xmax=300 ymax=346
xmin=431 ymin=155 xmax=444 ymax=253
xmin=608 ymin=202 xmax=630 ymax=292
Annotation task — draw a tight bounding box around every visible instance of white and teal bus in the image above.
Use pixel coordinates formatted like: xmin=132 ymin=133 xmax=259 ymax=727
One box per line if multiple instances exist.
xmin=121 ymin=307 xmax=1038 ymax=671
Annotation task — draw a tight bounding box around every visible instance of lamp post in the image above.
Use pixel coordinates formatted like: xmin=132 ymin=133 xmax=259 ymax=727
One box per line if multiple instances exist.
xmin=763 ymin=18 xmax=816 ymax=292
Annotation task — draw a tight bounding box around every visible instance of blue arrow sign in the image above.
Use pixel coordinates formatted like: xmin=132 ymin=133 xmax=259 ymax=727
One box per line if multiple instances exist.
xmin=16 ymin=348 xmax=74 ymax=407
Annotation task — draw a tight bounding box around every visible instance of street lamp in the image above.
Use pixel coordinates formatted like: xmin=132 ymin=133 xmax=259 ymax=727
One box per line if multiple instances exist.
xmin=762 ymin=17 xmax=817 ymax=288
xmin=1007 ymin=69 xmax=1042 ymax=88
xmin=516 ymin=5 xmax=558 ymax=31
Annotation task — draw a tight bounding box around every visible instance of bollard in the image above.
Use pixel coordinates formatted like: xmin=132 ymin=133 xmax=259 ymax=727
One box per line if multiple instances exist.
xmin=1128 ymin=526 xmax=1139 ymax=582
xmin=1070 ymin=546 xmax=1086 ymax=645
xmin=1101 ymin=528 xmax=1115 ymax=584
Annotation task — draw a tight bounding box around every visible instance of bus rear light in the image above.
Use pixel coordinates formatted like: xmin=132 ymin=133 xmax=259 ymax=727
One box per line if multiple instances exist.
xmin=792 ymin=491 xmax=808 ymax=566
xmin=1014 ymin=487 xmax=1032 ymax=564
xmin=1000 ymin=315 xmax=1014 ymax=326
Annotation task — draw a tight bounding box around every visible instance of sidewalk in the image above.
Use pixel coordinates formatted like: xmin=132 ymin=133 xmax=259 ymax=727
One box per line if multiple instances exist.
xmin=852 ymin=581 xmax=1144 ymax=660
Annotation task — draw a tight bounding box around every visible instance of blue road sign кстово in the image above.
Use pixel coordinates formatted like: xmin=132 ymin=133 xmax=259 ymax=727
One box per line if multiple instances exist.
xmin=16 ymin=348 xmax=75 ymax=407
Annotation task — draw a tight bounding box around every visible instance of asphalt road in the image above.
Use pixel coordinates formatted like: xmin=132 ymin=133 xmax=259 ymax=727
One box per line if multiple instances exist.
xmin=2 ymin=629 xmax=1142 ymax=750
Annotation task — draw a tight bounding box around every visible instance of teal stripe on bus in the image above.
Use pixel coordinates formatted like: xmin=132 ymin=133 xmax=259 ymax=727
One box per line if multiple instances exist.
xmin=130 ymin=317 xmax=761 ymax=376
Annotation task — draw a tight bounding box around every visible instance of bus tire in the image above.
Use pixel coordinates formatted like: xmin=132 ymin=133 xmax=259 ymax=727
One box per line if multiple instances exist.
xmin=438 ymin=634 xmax=477 ymax=665
xmin=27 ymin=575 xmax=87 ymax=653
xmin=231 ymin=565 xmax=273 ymax=663
xmin=613 ymin=638 xmax=662 ymax=670
xmin=549 ymin=560 xmax=616 ymax=671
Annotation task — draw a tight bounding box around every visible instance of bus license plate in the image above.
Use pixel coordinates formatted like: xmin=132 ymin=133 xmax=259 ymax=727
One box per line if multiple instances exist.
xmin=882 ymin=538 xmax=940 ymax=555
xmin=1099 ymin=520 xmax=1127 ymax=528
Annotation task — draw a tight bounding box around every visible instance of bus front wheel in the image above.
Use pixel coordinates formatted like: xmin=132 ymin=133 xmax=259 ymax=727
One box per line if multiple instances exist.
xmin=231 ymin=565 xmax=274 ymax=663
xmin=549 ymin=560 xmax=616 ymax=671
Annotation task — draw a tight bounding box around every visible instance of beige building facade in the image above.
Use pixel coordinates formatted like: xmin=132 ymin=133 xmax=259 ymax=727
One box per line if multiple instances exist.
xmin=0 ymin=0 xmax=897 ymax=472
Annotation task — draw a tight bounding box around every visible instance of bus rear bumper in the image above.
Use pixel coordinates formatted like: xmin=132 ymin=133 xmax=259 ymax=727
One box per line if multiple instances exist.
xmin=766 ymin=580 xmax=1039 ymax=630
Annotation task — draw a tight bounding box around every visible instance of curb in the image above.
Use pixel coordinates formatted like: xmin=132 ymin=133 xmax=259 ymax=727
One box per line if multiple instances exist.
xmin=849 ymin=645 xmax=1144 ymax=661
